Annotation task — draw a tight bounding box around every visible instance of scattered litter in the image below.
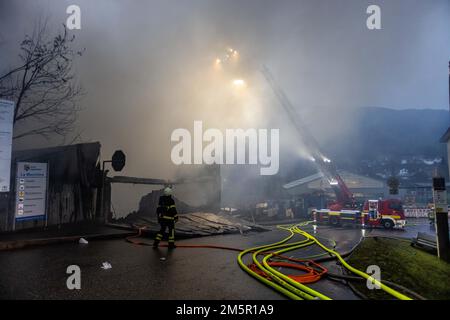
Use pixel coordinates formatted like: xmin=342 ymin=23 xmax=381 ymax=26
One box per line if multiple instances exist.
xmin=160 ymin=257 xmax=167 ymax=262
xmin=101 ymin=262 xmax=112 ymax=270
xmin=79 ymin=238 xmax=89 ymax=244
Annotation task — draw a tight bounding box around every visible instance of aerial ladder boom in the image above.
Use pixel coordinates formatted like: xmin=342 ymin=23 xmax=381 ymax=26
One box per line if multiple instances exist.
xmin=261 ymin=66 xmax=355 ymax=209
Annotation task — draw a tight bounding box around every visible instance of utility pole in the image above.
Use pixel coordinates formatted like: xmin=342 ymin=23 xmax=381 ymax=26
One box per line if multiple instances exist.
xmin=99 ymin=150 xmax=126 ymax=224
xmin=100 ymin=160 xmax=112 ymax=223
xmin=432 ymin=177 xmax=450 ymax=262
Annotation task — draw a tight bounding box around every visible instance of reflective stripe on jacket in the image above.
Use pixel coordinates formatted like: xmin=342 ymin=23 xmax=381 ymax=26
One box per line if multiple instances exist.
xmin=157 ymin=195 xmax=178 ymax=221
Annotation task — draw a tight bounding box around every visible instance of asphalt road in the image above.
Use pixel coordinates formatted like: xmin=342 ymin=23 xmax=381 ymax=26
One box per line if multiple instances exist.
xmin=0 ymin=219 xmax=435 ymax=300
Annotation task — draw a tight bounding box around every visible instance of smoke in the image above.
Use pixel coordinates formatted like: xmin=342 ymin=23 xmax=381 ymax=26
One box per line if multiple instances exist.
xmin=1 ymin=0 xmax=449 ymax=212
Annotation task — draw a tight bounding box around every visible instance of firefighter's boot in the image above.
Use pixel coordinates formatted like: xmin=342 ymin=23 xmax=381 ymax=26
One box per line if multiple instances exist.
xmin=168 ymin=229 xmax=176 ymax=249
xmin=153 ymin=233 xmax=163 ymax=248
xmin=168 ymin=242 xmax=176 ymax=249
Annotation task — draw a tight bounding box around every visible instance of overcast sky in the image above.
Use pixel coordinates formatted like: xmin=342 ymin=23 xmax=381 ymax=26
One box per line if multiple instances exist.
xmin=1 ymin=0 xmax=449 ymax=180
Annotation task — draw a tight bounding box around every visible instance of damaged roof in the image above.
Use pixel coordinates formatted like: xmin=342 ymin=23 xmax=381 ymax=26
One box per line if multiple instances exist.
xmin=12 ymin=142 xmax=101 ymax=187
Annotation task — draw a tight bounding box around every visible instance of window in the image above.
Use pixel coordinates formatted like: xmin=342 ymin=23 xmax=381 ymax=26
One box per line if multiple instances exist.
xmin=388 ymin=202 xmax=403 ymax=211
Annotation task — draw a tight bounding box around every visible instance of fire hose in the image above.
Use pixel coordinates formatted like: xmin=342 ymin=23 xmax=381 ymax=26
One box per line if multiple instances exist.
xmin=125 ymin=222 xmax=415 ymax=300
xmin=237 ymin=222 xmax=413 ymax=300
xmin=126 ymin=225 xmax=331 ymax=295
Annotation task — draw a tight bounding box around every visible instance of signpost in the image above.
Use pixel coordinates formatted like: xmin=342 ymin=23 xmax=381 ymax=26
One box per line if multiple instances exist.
xmin=0 ymin=99 xmax=14 ymax=192
xmin=111 ymin=150 xmax=126 ymax=172
xmin=432 ymin=177 xmax=450 ymax=262
xmin=14 ymin=162 xmax=48 ymax=227
xmin=100 ymin=150 xmax=126 ymax=222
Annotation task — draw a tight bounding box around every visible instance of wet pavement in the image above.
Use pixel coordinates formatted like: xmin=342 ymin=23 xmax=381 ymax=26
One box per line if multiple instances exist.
xmin=369 ymin=218 xmax=436 ymax=239
xmin=0 ymin=218 xmax=435 ymax=299
xmin=0 ymin=223 xmax=134 ymax=242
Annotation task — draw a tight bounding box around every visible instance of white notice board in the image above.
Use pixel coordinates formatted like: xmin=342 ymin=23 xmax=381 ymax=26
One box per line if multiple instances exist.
xmin=15 ymin=162 xmax=48 ymax=221
xmin=0 ymin=99 xmax=14 ymax=192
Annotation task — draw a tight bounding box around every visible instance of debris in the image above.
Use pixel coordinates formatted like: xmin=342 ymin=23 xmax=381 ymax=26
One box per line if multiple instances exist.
xmin=115 ymin=211 xmax=268 ymax=237
xmin=101 ymin=262 xmax=112 ymax=270
xmin=160 ymin=257 xmax=167 ymax=262
xmin=79 ymin=238 xmax=88 ymax=244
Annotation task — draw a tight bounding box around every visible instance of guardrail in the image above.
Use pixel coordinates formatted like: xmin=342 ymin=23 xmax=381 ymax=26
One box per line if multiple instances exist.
xmin=404 ymin=208 xmax=430 ymax=218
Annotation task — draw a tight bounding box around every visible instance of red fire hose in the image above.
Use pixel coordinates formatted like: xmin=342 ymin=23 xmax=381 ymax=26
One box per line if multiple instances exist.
xmin=126 ymin=227 xmax=328 ymax=284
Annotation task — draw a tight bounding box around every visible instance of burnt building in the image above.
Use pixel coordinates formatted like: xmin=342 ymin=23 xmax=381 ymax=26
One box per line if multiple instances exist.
xmin=0 ymin=142 xmax=101 ymax=231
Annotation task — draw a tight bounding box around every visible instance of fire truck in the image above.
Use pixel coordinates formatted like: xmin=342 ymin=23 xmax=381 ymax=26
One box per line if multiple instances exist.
xmin=313 ymin=199 xmax=406 ymax=229
xmin=309 ymin=159 xmax=406 ymax=229
xmin=361 ymin=199 xmax=406 ymax=229
xmin=262 ymin=67 xmax=406 ymax=230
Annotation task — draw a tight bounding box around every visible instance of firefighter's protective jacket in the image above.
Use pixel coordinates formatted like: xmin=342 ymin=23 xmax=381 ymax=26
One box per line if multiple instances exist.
xmin=157 ymin=195 xmax=178 ymax=222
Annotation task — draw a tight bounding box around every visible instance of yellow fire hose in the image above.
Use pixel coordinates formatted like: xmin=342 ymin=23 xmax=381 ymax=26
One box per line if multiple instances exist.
xmin=237 ymin=222 xmax=413 ymax=300
xmin=237 ymin=226 xmax=306 ymax=300
xmin=238 ymin=221 xmax=331 ymax=300
xmin=251 ymin=238 xmax=327 ymax=300
xmin=291 ymin=225 xmax=412 ymax=300
xmin=260 ymin=240 xmax=331 ymax=300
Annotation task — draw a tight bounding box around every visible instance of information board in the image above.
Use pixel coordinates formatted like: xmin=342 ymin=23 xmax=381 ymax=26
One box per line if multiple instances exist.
xmin=15 ymin=162 xmax=48 ymax=221
xmin=0 ymin=99 xmax=14 ymax=192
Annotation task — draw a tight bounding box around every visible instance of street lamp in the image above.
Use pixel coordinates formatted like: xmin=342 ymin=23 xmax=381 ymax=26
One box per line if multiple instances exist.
xmin=214 ymin=47 xmax=239 ymax=67
xmin=232 ymin=79 xmax=246 ymax=87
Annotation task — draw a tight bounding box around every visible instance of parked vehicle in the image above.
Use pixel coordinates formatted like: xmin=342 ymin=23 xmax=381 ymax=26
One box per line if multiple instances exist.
xmin=313 ymin=199 xmax=406 ymax=229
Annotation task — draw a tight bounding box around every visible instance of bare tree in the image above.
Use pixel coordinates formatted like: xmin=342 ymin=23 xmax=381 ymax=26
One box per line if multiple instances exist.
xmin=0 ymin=20 xmax=84 ymax=140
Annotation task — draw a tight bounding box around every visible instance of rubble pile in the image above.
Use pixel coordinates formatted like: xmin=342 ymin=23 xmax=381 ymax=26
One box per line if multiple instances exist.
xmin=113 ymin=190 xmax=268 ymax=237
xmin=117 ymin=211 xmax=268 ymax=237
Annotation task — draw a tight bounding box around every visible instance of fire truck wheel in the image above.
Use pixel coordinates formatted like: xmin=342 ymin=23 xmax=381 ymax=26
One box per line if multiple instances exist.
xmin=382 ymin=219 xmax=394 ymax=229
xmin=329 ymin=216 xmax=340 ymax=226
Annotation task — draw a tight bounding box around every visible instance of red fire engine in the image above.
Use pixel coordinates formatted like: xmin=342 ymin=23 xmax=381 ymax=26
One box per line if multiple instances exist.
xmin=262 ymin=67 xmax=406 ymax=230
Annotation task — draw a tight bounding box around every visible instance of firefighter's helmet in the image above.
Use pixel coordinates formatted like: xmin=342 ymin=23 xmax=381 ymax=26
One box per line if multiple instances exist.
xmin=163 ymin=187 xmax=172 ymax=196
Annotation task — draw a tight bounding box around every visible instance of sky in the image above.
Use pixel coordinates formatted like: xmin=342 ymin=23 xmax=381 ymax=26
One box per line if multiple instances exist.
xmin=0 ymin=0 xmax=449 ymax=207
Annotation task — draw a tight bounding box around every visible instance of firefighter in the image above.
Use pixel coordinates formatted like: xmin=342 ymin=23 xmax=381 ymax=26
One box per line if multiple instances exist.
xmin=153 ymin=186 xmax=178 ymax=249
